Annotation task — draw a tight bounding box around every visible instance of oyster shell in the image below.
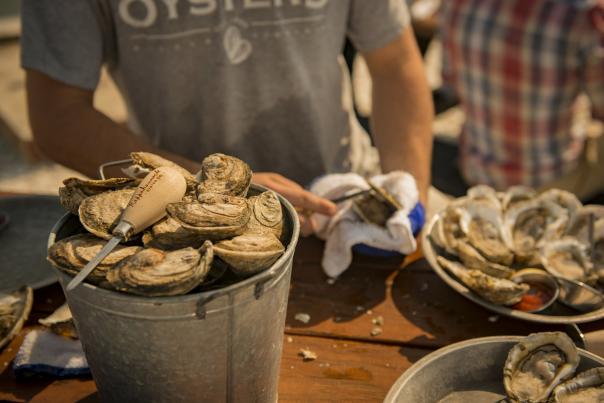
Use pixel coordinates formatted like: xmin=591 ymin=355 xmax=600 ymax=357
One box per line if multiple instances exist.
xmin=214 ymin=233 xmax=285 ymax=277
xmin=352 ymin=180 xmax=402 ymax=227
xmin=502 ymin=186 xmax=536 ymax=212
xmin=246 ymin=191 xmax=283 ymax=239
xmin=503 ymin=332 xmax=579 ymax=403
xmin=467 ymin=184 xmax=502 ymax=210
xmin=78 ymin=188 xmax=135 ymax=240
xmin=167 ymin=193 xmax=251 ymax=240
xmin=551 ymin=367 xmax=604 ymax=403
xmin=432 ymin=205 xmax=465 ymax=255
xmin=459 ymin=202 xmax=514 ymax=265
xmin=142 ymin=217 xmax=206 ymax=250
xmin=503 ymin=199 xmax=569 ymax=265
xmin=59 ymin=177 xmax=137 ymax=215
xmin=541 ymin=238 xmax=596 ymax=285
xmin=437 ymin=256 xmax=528 ymax=305
xmin=538 ymin=189 xmax=582 ymax=230
xmin=565 ymin=205 xmax=604 ymax=245
xmin=0 ymin=286 xmax=33 ymax=350
xmin=197 ymin=153 xmax=252 ymax=197
xmin=47 ymin=234 xmax=142 ymax=285
xmin=107 ymin=241 xmax=213 ymax=297
xmin=130 ymin=151 xmax=198 ymax=190
xmin=456 ymin=239 xmax=515 ymax=279
xmin=39 ymin=303 xmax=78 ymax=339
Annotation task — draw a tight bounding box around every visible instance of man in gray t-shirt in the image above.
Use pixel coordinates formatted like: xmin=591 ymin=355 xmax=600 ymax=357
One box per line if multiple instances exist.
xmin=22 ymin=0 xmax=433 ymax=234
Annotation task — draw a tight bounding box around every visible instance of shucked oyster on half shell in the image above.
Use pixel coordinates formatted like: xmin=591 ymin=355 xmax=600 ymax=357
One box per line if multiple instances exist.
xmin=47 ymin=234 xmax=142 ymax=285
xmin=503 ymin=199 xmax=569 ymax=265
xmin=142 ymin=217 xmax=207 ymax=250
xmin=59 ymin=177 xmax=138 ymax=215
xmin=107 ymin=241 xmax=213 ymax=297
xmin=551 ymin=367 xmax=604 ymax=403
xmin=78 ymin=188 xmax=135 ymax=240
xmin=538 ymin=189 xmax=582 ymax=230
xmin=130 ymin=151 xmax=198 ymax=191
xmin=503 ymin=332 xmax=579 ymax=403
xmin=166 ymin=193 xmax=251 ymax=240
xmin=197 ymin=153 xmax=252 ymax=197
xmin=565 ymin=204 xmax=604 ymax=245
xmin=246 ymin=191 xmax=284 ymax=239
xmin=214 ymin=233 xmax=285 ymax=277
xmin=541 ymin=238 xmax=596 ymax=285
xmin=437 ymin=256 xmax=528 ymax=305
xmin=0 ymin=286 xmax=33 ymax=350
xmin=352 ymin=181 xmax=402 ymax=227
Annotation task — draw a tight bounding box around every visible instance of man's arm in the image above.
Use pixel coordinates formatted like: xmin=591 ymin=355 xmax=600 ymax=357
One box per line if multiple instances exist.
xmin=362 ymin=27 xmax=434 ymax=205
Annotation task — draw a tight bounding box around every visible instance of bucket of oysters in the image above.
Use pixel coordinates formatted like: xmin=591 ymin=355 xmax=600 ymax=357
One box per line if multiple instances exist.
xmin=46 ymin=152 xmax=299 ymax=402
xmin=424 ymin=185 xmax=604 ymax=324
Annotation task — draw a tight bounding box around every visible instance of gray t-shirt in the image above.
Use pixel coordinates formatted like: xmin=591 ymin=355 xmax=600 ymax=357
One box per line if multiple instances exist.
xmin=21 ymin=0 xmax=409 ymax=186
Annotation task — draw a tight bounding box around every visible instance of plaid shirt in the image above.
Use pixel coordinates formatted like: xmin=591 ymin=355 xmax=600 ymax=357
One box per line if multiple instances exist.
xmin=441 ymin=0 xmax=604 ymax=189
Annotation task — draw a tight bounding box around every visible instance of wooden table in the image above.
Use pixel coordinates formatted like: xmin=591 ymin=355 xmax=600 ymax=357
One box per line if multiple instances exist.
xmin=1 ymin=223 xmax=604 ymax=402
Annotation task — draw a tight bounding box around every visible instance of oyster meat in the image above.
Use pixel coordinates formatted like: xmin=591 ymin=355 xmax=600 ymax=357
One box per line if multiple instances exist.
xmin=214 ymin=233 xmax=285 ymax=277
xmin=39 ymin=303 xmax=78 ymax=339
xmin=142 ymin=217 xmax=207 ymax=250
xmin=130 ymin=151 xmax=198 ymax=191
xmin=107 ymin=241 xmax=213 ymax=297
xmin=246 ymin=191 xmax=284 ymax=239
xmin=0 ymin=286 xmax=33 ymax=350
xmin=459 ymin=202 xmax=514 ymax=265
xmin=78 ymin=188 xmax=135 ymax=240
xmin=437 ymin=256 xmax=528 ymax=305
xmin=503 ymin=332 xmax=579 ymax=403
xmin=541 ymin=239 xmax=596 ymax=285
xmin=352 ymin=181 xmax=402 ymax=227
xmin=167 ymin=193 xmax=250 ymax=240
xmin=197 ymin=153 xmax=252 ymax=197
xmin=59 ymin=177 xmax=137 ymax=215
xmin=48 ymin=234 xmax=142 ymax=285
xmin=551 ymin=367 xmax=604 ymax=403
xmin=503 ymin=199 xmax=569 ymax=264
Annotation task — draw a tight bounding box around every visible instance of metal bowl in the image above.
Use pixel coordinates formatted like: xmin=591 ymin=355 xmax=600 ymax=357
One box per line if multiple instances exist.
xmin=423 ymin=211 xmax=604 ymax=324
xmin=510 ymin=269 xmax=559 ymax=313
xmin=384 ymin=336 xmax=604 ymax=403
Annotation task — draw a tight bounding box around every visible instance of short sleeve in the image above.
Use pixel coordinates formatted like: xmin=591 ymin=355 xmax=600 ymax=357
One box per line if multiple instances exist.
xmin=20 ymin=0 xmax=104 ymax=90
xmin=347 ymin=0 xmax=411 ymax=53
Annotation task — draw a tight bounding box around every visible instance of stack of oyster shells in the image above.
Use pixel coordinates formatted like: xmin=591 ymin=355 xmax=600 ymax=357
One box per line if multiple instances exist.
xmin=432 ymin=185 xmax=604 ymax=307
xmin=502 ymin=332 xmax=604 ymax=402
xmin=47 ymin=152 xmax=286 ymax=297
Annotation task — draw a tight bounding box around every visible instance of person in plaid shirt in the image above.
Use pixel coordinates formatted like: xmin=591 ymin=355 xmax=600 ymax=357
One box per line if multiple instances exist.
xmin=440 ymin=0 xmax=604 ymax=200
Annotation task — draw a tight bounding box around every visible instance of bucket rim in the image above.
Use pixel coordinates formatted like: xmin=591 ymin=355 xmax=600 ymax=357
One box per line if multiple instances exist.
xmin=47 ymin=184 xmax=300 ymax=303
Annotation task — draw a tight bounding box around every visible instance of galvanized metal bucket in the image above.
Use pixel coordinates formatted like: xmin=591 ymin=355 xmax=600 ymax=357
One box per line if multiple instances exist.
xmin=48 ymin=186 xmax=299 ymax=403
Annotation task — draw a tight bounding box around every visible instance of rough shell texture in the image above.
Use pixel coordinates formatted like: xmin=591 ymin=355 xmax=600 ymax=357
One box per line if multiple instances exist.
xmin=503 ymin=332 xmax=579 ymax=403
xmin=47 ymin=234 xmax=142 ymax=285
xmin=59 ymin=177 xmax=137 ymax=215
xmin=460 ymin=202 xmax=514 ymax=265
xmin=142 ymin=217 xmax=207 ymax=250
xmin=538 ymin=189 xmax=582 ymax=230
xmin=551 ymin=367 xmax=604 ymax=403
xmin=107 ymin=241 xmax=213 ymax=297
xmin=456 ymin=239 xmax=515 ymax=279
xmin=502 ymin=186 xmax=537 ymax=212
xmin=0 ymin=287 xmax=33 ymax=350
xmin=167 ymin=193 xmax=250 ymax=240
xmin=566 ymin=205 xmax=604 ymax=245
xmin=467 ymin=184 xmax=502 ymax=211
xmin=246 ymin=191 xmax=284 ymax=239
xmin=214 ymin=233 xmax=285 ymax=277
xmin=78 ymin=188 xmax=135 ymax=240
xmin=541 ymin=238 xmax=596 ymax=285
xmin=130 ymin=151 xmax=197 ymax=189
xmin=437 ymin=256 xmax=528 ymax=305
xmin=503 ymin=199 xmax=569 ymax=265
xmin=39 ymin=303 xmax=78 ymax=339
xmin=432 ymin=205 xmax=465 ymax=255
xmin=197 ymin=153 xmax=252 ymax=197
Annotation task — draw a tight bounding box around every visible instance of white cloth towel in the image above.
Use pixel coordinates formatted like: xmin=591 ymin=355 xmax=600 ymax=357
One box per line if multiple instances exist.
xmin=13 ymin=329 xmax=89 ymax=377
xmin=310 ymin=171 xmax=419 ymax=278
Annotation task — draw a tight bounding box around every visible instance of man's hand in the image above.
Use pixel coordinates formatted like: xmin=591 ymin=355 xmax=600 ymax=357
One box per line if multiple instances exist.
xmin=252 ymin=172 xmax=336 ymax=236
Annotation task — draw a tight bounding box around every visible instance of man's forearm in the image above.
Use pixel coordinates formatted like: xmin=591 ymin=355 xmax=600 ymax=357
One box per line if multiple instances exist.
xmin=365 ymin=29 xmax=434 ymax=205
xmin=27 ymin=70 xmax=200 ymax=178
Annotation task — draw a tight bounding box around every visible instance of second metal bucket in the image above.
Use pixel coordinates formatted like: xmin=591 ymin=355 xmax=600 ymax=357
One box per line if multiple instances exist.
xmin=48 ymin=186 xmax=299 ymax=403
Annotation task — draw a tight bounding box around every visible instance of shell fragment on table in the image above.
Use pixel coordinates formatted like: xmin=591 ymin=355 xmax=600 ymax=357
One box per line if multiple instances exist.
xmin=107 ymin=241 xmax=213 ymax=297
xmin=503 ymin=332 xmax=579 ymax=403
xmin=197 ymin=153 xmax=252 ymax=197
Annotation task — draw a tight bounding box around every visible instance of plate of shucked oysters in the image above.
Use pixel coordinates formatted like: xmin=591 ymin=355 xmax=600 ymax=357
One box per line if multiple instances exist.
xmin=423 ymin=185 xmax=604 ymax=323
xmin=47 ymin=152 xmax=289 ymax=297
xmin=385 ymin=331 xmax=604 ymax=403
